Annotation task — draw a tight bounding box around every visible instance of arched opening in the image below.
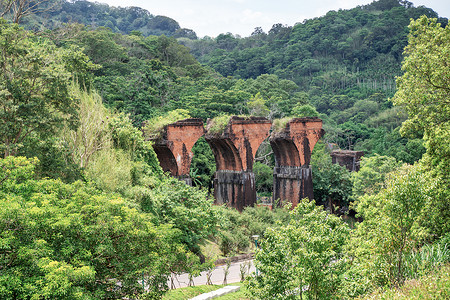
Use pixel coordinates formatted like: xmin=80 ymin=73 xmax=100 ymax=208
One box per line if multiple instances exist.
xmin=269 ymin=136 xmax=306 ymax=208
xmin=269 ymin=117 xmax=325 ymax=208
xmin=253 ymin=137 xmax=275 ymax=207
xmin=201 ymin=116 xmax=272 ymax=211
xmin=148 ymin=118 xmax=205 ymax=185
xmin=204 ymin=136 xmax=246 ymax=209
xmin=207 ymin=137 xmax=243 ymax=171
xmin=189 ymin=137 xmax=216 ymax=192
xmin=153 ymin=144 xmax=178 ymax=175
xmin=270 ymin=138 xmax=301 ymax=167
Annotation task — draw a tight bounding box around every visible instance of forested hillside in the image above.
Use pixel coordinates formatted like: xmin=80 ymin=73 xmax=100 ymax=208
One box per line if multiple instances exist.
xmin=189 ymin=0 xmax=447 ymax=85
xmin=17 ymin=0 xmax=447 ymax=164
xmin=0 ymin=0 xmax=449 ymax=299
xmin=21 ymin=0 xmax=197 ymax=38
xmin=183 ymin=0 xmax=447 ymax=162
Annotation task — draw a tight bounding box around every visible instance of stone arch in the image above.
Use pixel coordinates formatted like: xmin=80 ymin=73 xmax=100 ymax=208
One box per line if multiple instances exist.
xmin=270 ymin=139 xmax=301 ymax=167
xmin=252 ymin=135 xmax=275 ymax=207
xmin=147 ymin=116 xmax=324 ymax=211
xmin=153 ymin=143 xmax=178 ymax=175
xmin=147 ymin=118 xmax=205 ymax=184
xmin=205 ymin=116 xmax=272 ymax=211
xmin=207 ymin=138 xmax=243 ymax=171
xmin=269 ymin=117 xmax=324 ymax=208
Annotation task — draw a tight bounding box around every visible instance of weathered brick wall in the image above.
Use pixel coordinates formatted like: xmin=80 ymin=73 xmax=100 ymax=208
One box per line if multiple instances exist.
xmin=331 ymin=150 xmax=364 ymax=172
xmin=205 ymin=116 xmax=272 ymax=211
xmin=270 ymin=118 xmax=324 ymax=207
xmin=149 ymin=116 xmax=324 ymax=211
xmin=151 ymin=118 xmax=205 ymax=177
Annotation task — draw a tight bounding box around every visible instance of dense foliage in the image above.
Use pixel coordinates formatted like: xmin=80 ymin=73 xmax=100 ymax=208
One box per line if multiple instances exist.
xmin=0 ymin=157 xmax=193 ymax=299
xmin=3 ymin=1 xmax=439 ymax=164
xmin=392 ymin=15 xmax=450 ymax=240
xmin=311 ymin=142 xmax=353 ymax=212
xmin=0 ymin=19 xmax=96 ymax=157
xmin=1 ymin=0 xmax=449 ymax=298
xmin=247 ymin=199 xmax=350 ymax=299
xmin=214 ymin=205 xmax=290 ymax=256
xmin=3 ymin=0 xmax=434 ymax=171
xmin=246 ymin=13 xmax=450 ymax=299
xmin=21 ymin=0 xmax=192 ymax=38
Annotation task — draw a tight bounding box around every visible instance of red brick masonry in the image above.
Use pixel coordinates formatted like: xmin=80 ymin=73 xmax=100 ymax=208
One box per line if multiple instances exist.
xmin=149 ymin=117 xmax=323 ymax=210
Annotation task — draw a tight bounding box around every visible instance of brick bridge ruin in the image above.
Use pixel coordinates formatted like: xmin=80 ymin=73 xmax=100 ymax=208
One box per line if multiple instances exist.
xmin=149 ymin=116 xmax=324 ymax=211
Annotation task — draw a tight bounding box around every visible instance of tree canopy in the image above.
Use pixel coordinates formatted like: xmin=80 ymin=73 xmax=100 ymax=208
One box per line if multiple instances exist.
xmin=0 ymin=20 xmax=97 ymax=157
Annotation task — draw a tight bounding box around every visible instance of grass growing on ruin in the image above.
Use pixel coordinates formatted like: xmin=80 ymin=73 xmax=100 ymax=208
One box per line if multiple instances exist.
xmin=143 ymin=109 xmax=191 ymax=139
xmin=206 ymin=115 xmax=232 ymax=135
xmin=207 ymin=115 xmax=255 ymax=135
xmin=272 ymin=117 xmax=293 ymax=133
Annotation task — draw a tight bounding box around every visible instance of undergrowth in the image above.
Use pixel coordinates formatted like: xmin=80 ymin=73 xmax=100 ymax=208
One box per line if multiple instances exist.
xmin=361 ymin=263 xmax=450 ymax=299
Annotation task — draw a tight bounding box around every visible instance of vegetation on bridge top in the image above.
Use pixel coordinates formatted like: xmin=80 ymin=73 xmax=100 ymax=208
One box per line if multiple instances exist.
xmin=143 ymin=109 xmax=192 ymax=140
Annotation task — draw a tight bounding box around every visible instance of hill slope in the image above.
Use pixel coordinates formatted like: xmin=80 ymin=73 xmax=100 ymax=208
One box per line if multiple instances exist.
xmin=22 ymin=0 xmax=197 ymax=38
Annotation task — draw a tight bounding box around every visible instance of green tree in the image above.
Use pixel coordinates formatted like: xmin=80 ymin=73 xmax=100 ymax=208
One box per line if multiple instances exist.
xmin=77 ymin=26 xmax=128 ymax=66
xmin=349 ymin=165 xmax=434 ymax=290
xmin=246 ymin=199 xmax=349 ymax=300
xmin=392 ymin=16 xmax=450 ymax=172
xmin=156 ymin=34 xmax=198 ymax=67
xmin=233 ymin=74 xmax=300 ymax=118
xmin=176 ymin=86 xmax=249 ymax=120
xmin=311 ymin=143 xmax=352 ymax=212
xmin=135 ymin=176 xmax=217 ymax=254
xmin=392 ymin=16 xmax=450 ymax=240
xmin=17 ymin=136 xmax=84 ymax=182
xmin=291 ymin=104 xmax=319 ymax=117
xmin=247 ymin=92 xmax=269 ymax=117
xmin=0 ymin=156 xmax=189 ymax=299
xmin=337 ymin=121 xmax=373 ymax=150
xmin=0 ymin=20 xmax=96 ymax=157
xmin=351 ymin=154 xmax=402 ymax=199
xmin=355 ymin=127 xmax=426 ymax=165
xmin=0 ymin=155 xmax=37 ymax=185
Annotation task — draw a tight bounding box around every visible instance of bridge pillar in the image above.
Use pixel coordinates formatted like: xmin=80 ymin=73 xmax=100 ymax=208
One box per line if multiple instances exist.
xmin=149 ymin=118 xmax=205 ymax=184
xmin=270 ymin=118 xmax=324 ymax=208
xmin=205 ymin=116 xmax=272 ymax=211
xmin=331 ymin=150 xmax=364 ymax=172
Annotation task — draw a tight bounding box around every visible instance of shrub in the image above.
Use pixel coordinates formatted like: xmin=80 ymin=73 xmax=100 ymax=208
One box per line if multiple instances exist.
xmin=271 ymin=117 xmax=292 ymax=133
xmin=143 ymin=109 xmax=191 ymax=139
xmin=219 ymin=231 xmax=236 ymax=256
xmin=234 ymin=230 xmax=250 ymax=252
xmin=246 ymin=199 xmax=350 ymax=300
xmin=213 ymin=205 xmax=289 ymax=256
xmin=206 ymin=114 xmax=232 ymax=135
xmin=344 ymin=165 xmax=436 ymax=297
xmin=0 ymin=156 xmax=189 ymax=299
